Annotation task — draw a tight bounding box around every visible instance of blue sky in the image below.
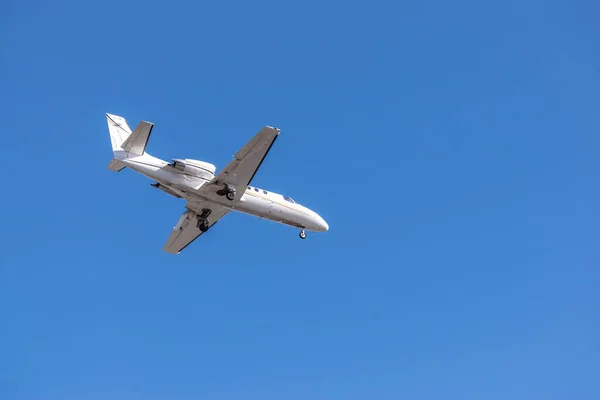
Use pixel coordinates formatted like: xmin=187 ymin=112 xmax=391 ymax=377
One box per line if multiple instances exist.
xmin=1 ymin=0 xmax=599 ymax=398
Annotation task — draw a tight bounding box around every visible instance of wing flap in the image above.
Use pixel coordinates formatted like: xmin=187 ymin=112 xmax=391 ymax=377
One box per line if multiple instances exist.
xmin=163 ymin=203 xmax=230 ymax=254
xmin=163 ymin=209 xmax=198 ymax=254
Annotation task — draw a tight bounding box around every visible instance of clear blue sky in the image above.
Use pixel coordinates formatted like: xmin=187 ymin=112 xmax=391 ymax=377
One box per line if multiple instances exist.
xmin=1 ymin=0 xmax=599 ymax=399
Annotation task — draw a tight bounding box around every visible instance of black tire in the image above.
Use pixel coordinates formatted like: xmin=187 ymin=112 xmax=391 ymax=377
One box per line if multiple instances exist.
xmin=299 ymin=231 xmax=307 ymax=239
xmin=226 ymin=191 xmax=236 ymax=201
xmin=197 ymin=219 xmax=209 ymax=232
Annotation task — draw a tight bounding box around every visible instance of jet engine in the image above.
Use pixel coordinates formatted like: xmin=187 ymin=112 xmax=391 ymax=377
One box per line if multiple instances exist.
xmin=170 ymin=158 xmax=216 ymax=180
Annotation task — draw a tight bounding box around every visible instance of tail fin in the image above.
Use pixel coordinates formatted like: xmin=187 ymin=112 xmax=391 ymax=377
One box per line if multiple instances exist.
xmin=106 ymin=113 xmax=154 ymax=171
xmin=106 ymin=113 xmax=133 ymax=153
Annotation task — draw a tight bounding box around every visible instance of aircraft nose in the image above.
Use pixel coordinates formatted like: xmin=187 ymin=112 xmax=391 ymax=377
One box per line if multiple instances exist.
xmin=316 ymin=215 xmax=329 ymax=232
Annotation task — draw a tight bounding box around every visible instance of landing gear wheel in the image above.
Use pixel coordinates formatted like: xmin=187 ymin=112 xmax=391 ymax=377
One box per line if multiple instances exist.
xmin=299 ymin=230 xmax=307 ymax=239
xmin=196 ymin=208 xmax=211 ymax=232
xmin=197 ymin=218 xmax=209 ymax=233
xmin=226 ymin=190 xmax=236 ymax=201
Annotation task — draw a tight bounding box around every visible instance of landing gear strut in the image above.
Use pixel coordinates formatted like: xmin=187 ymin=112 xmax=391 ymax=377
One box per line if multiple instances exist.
xmin=299 ymin=230 xmax=307 ymax=239
xmin=197 ymin=209 xmax=211 ymax=232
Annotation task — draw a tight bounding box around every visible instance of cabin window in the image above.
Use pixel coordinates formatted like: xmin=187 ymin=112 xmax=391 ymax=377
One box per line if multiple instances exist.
xmin=247 ymin=186 xmax=251 ymax=190
xmin=283 ymin=195 xmax=295 ymax=204
xmin=254 ymin=188 xmax=259 ymax=192
xmin=263 ymin=190 xmax=267 ymax=194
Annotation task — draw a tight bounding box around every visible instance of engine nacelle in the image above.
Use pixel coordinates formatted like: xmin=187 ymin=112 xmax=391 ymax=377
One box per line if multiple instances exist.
xmin=170 ymin=158 xmax=216 ymax=180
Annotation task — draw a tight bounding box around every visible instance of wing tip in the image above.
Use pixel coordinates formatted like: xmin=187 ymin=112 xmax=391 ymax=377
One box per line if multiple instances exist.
xmin=162 ymin=246 xmax=180 ymax=255
xmin=265 ymin=125 xmax=280 ymax=134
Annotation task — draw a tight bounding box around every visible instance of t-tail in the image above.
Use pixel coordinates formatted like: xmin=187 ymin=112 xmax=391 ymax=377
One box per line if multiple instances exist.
xmin=106 ymin=113 xmax=154 ymax=172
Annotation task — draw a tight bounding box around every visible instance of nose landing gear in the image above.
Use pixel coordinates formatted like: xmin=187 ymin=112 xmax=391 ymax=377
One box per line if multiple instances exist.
xmin=299 ymin=230 xmax=307 ymax=239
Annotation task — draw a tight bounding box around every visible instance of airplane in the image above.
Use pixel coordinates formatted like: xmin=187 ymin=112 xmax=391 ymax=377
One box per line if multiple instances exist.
xmin=105 ymin=113 xmax=329 ymax=254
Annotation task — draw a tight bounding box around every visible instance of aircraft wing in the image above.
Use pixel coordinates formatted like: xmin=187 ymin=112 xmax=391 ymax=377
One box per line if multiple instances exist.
xmin=163 ymin=202 xmax=230 ymax=254
xmin=204 ymin=126 xmax=280 ymax=199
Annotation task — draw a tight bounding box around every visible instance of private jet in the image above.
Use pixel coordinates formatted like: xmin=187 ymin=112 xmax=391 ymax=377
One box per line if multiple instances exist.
xmin=106 ymin=114 xmax=329 ymax=254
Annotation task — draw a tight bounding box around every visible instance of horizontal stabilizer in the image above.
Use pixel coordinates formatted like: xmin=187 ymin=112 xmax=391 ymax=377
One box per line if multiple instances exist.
xmin=107 ymin=158 xmax=126 ymax=172
xmin=121 ymin=120 xmax=153 ymax=156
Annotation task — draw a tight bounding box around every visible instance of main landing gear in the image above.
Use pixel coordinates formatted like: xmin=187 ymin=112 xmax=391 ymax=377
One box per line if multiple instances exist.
xmin=226 ymin=189 xmax=236 ymax=201
xmin=299 ymin=230 xmax=307 ymax=239
xmin=217 ymin=184 xmax=236 ymax=201
xmin=196 ymin=208 xmax=212 ymax=233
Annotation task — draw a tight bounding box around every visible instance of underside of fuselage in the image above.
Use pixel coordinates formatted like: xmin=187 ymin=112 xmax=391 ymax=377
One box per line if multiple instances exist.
xmin=121 ymin=145 xmax=328 ymax=235
xmin=157 ymin=178 xmax=313 ymax=231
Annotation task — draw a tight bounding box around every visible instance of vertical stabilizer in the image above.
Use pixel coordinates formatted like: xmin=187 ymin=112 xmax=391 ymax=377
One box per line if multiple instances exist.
xmin=106 ymin=113 xmax=132 ymax=171
xmin=106 ymin=113 xmax=132 ymax=155
xmin=106 ymin=113 xmax=153 ymax=159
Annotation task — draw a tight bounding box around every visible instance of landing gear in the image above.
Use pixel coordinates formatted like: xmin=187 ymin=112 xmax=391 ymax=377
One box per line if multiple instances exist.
xmin=197 ymin=208 xmax=211 ymax=232
xmin=226 ymin=189 xmax=236 ymax=201
xmin=197 ymin=219 xmax=209 ymax=232
xmin=299 ymin=230 xmax=307 ymax=239
xmin=217 ymin=184 xmax=237 ymax=201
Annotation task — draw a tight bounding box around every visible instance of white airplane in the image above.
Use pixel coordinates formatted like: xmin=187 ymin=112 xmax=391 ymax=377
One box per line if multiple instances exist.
xmin=105 ymin=113 xmax=329 ymax=254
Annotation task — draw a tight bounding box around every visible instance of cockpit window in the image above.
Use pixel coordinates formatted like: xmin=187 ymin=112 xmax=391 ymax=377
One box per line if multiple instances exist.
xmin=283 ymin=195 xmax=296 ymax=203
